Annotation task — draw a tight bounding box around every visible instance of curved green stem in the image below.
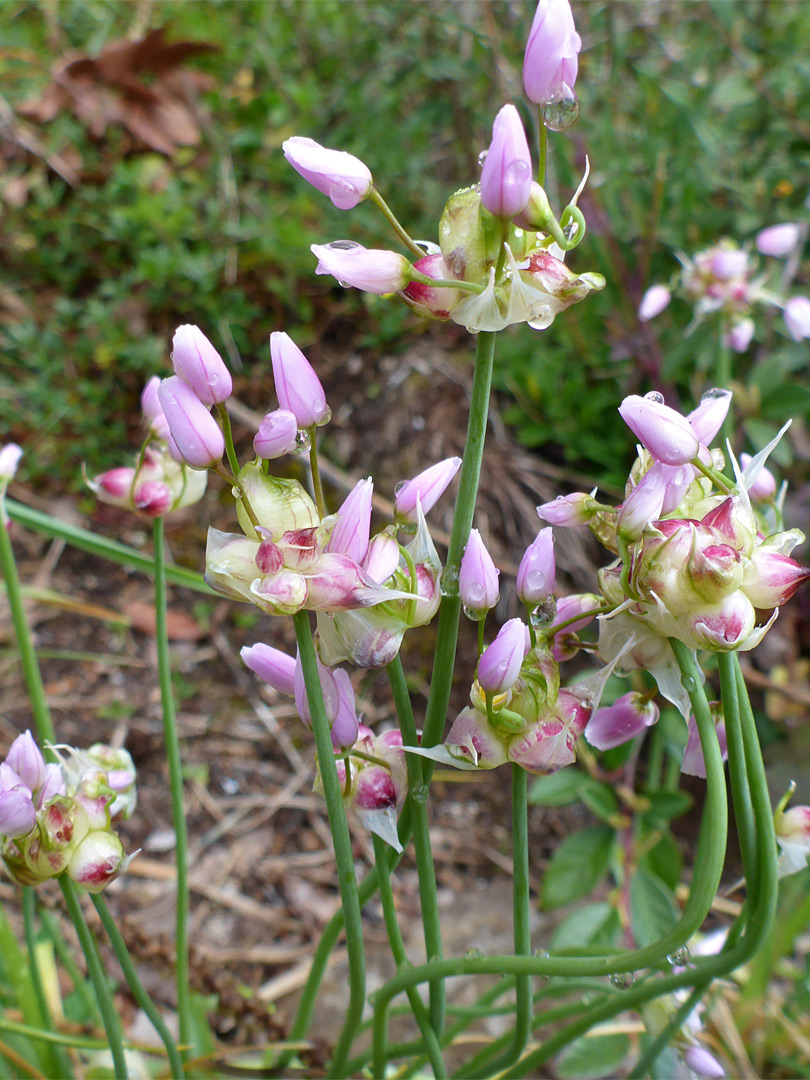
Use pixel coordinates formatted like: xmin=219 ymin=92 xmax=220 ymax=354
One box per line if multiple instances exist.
xmin=422 ymin=330 xmax=497 ymax=757
xmin=368 ymin=187 xmax=426 ymax=258
xmin=718 ymin=651 xmax=758 ymax=908
xmin=91 ymin=894 xmax=184 ymax=1080
xmin=152 ymin=518 xmax=192 ymax=1059
xmin=372 ymin=835 xmax=446 ymax=1079
xmin=59 ymin=879 xmax=128 ymax=1080
xmin=215 ymin=403 xmax=241 ymax=478
xmin=0 ymin=513 xmax=56 ymax=744
xmin=387 ymin=656 xmax=445 ymax=1037
xmin=371 ymin=638 xmax=728 ymax=1063
xmin=293 ymin=610 xmax=365 ymax=1078
xmin=308 ymin=428 xmax=326 ymax=517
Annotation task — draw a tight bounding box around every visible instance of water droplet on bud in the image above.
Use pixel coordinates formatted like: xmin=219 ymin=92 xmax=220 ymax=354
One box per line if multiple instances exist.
xmin=541 ymin=86 xmax=580 ymax=132
xmin=463 ymin=604 xmax=485 ymax=622
xmin=701 ymin=387 xmax=728 ymax=401
xmin=478 ymin=149 xmax=489 ymax=167
xmin=644 ymin=391 xmax=665 ymax=404
xmin=328 ymin=240 xmax=361 ymax=251
xmin=609 ymin=972 xmax=635 ymax=990
xmin=337 ymin=280 xmax=351 ymax=288
xmin=533 ymin=948 xmax=551 ymax=980
xmin=415 ymin=240 xmax=441 ymax=256
xmin=293 ymin=429 xmax=311 ymax=455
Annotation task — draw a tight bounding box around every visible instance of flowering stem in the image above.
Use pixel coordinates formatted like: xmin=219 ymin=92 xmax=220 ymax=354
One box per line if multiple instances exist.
xmin=216 ymin=402 xmax=241 ymax=477
xmin=690 ymin=457 xmax=735 ymax=496
xmin=90 ymin=894 xmax=184 ymax=1080
xmin=543 ymin=604 xmax=613 ymax=638
xmin=308 ymin=428 xmax=327 ymax=517
xmin=387 ymin=655 xmax=445 ymax=1037
xmin=152 ymin=517 xmax=193 ymax=1060
xmin=422 ymin=330 xmax=497 ymax=755
xmin=537 ymin=109 xmax=547 ymax=185
xmin=368 ymin=187 xmax=427 ymax=259
xmin=58 ymin=878 xmax=128 ymax=1080
xmin=293 ymin=610 xmax=365 ymax=1077
xmin=716 ymin=318 xmax=733 ymax=443
xmin=718 ymin=652 xmax=759 ymax=903
xmin=408 ymin=268 xmax=485 ymax=294
xmin=0 ymin=514 xmax=56 ymax=745
xmin=371 ymin=835 xmax=447 ymax=1079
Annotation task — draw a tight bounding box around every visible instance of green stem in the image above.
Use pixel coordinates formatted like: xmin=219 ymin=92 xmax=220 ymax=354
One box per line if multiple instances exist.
xmin=691 ymin=456 xmax=735 ymax=496
xmin=469 ymin=765 xmax=531 ymax=1078
xmin=0 ymin=513 xmax=56 ymax=744
xmin=152 ymin=517 xmax=192 ymax=1059
xmin=716 ymin=317 xmax=733 ymax=448
xmin=718 ymin=652 xmax=758 ymax=908
xmin=6 ymin=499 xmax=211 ymax=594
xmin=371 ymin=638 xmax=728 ymax=1061
xmin=215 ymin=403 xmax=241 ymax=477
xmin=388 ymin=657 xmax=445 ymax=1035
xmin=91 ymin=895 xmax=184 ymax=1079
xmin=368 ymin=187 xmax=426 ymax=258
xmin=293 ymin=610 xmax=365 ymax=1078
xmin=38 ymin=907 xmax=99 ymax=1021
xmin=421 ymin=330 xmax=497 ymax=758
xmin=372 ymin=836 xmax=446 ymax=1079
xmin=23 ymin=891 xmax=71 ymax=1079
xmin=59 ymin=879 xmax=128 ymax=1080
xmin=308 ymin=428 xmax=326 ymax=517
xmin=537 ymin=110 xmax=547 ymax=185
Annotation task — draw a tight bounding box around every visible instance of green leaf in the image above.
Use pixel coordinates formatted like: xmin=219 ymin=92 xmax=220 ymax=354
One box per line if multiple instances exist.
xmin=580 ymin=782 xmax=620 ymax=822
xmin=528 ymin=769 xmax=590 ymax=807
xmin=645 ymin=791 xmax=693 ymax=821
xmin=557 ymin=1033 xmax=631 ymax=1079
xmin=551 ymin=902 xmax=622 ymax=952
xmin=629 ymin=871 xmax=680 ymax=948
xmin=640 ymin=831 xmax=683 ymax=891
xmin=542 ymin=827 xmax=615 ymax=910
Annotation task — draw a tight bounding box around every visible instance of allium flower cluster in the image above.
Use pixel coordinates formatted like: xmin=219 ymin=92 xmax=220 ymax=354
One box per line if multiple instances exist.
xmin=542 ymin=388 xmax=810 ymax=718
xmin=638 ymin=227 xmax=809 ymax=351
xmin=1 ymin=732 xmax=135 ymax=893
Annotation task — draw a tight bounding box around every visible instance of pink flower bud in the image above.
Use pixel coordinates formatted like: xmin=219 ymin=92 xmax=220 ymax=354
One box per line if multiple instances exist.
xmin=37 ymin=763 xmax=66 ymax=807
xmin=741 ymin=548 xmax=810 ymax=608
xmin=756 ymin=223 xmax=800 ymax=258
xmin=680 ymin=592 xmax=756 ymax=651
xmin=724 ymin=318 xmax=755 ymax=354
xmin=67 ymin=831 xmax=127 ymax=893
xmin=551 ymin=593 xmax=600 ymax=634
xmin=479 ymin=104 xmax=532 ymax=220
xmin=682 ymin=711 xmax=728 ymax=778
xmin=133 ymin=480 xmax=173 ymax=517
xmin=446 ymin=707 xmax=509 ymax=769
xmin=459 ymin=528 xmax=500 ymax=616
xmin=776 ymin=805 xmax=810 ymax=843
xmin=294 ymin=655 xmax=359 ymax=750
xmin=514 ymin=182 xmax=554 ymax=231
xmin=740 ymin=454 xmax=777 ymax=501
xmin=95 ymin=467 xmax=136 ymax=502
xmin=0 ymin=443 xmax=23 ymax=480
xmin=364 ymin=529 xmax=400 ymax=584
xmin=784 ymin=295 xmax=810 ymax=341
xmin=312 ymin=241 xmax=412 ymax=294
xmin=270 ymin=332 xmax=331 ymax=429
xmin=585 ymin=692 xmax=659 ymax=751
xmin=283 ymin=136 xmax=373 ymax=210
xmin=637 ymin=285 xmax=671 ymax=322
xmin=353 ymin=765 xmax=399 ymax=811
xmin=536 ymin=491 xmax=594 ymax=526
xmin=523 ymin=0 xmax=581 ymax=106
xmin=687 ymin=389 xmax=733 ymax=445
xmin=241 ymin=643 xmax=297 ymax=697
xmin=394 ymin=457 xmax=462 ymax=523
xmin=508 ymin=691 xmax=591 ymax=774
xmin=617 ymin=466 xmax=668 ymax=541
xmin=328 ymin=478 xmax=373 ymax=565
xmin=0 ymin=766 xmax=37 ymax=838
xmin=171 ymin=324 xmax=232 ymax=406
xmin=516 ymin=528 xmax=555 ymax=605
xmin=477 ymin=618 xmax=528 ymax=694
xmin=619 ymin=394 xmax=700 ymax=466
xmin=254 ymin=409 xmax=300 ymax=460
xmin=5 ymin=731 xmax=45 ymax=793
xmin=402 ymin=254 xmax=461 ymax=320
xmin=141 ymin=376 xmax=171 ymax=439
xmin=683 ymin=1046 xmax=726 ymax=1079
xmin=709 ymin=248 xmax=748 ymax=280
xmin=156 ymin=377 xmax=225 ymax=468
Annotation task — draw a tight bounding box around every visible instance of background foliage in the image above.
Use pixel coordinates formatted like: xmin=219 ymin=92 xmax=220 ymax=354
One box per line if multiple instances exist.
xmin=3 ymin=0 xmax=810 ymax=488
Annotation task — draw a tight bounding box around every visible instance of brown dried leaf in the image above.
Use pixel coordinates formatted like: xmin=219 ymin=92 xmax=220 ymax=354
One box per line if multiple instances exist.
xmin=19 ymin=27 xmax=219 ymax=157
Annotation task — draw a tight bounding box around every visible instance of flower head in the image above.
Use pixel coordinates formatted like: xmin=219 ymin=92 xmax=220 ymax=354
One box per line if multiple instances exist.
xmin=270 ymin=332 xmax=331 ymax=429
xmin=479 ymin=105 xmax=532 ymax=220
xmin=171 ymin=324 xmax=232 ymax=406
xmin=312 ymin=242 xmax=412 ymax=294
xmin=459 ymin=528 xmax=500 ymax=617
xmin=523 ymin=0 xmax=582 ymax=106
xmin=283 ymin=136 xmax=373 ymax=209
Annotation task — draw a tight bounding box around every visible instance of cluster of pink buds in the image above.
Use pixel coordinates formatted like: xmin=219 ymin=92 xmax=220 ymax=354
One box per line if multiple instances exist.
xmin=282 ymin=1 xmax=604 ymax=336
xmin=541 ymin=388 xmax=810 ymax=718
xmin=638 ymin=225 xmax=809 ymax=351
xmin=0 ymin=732 xmax=136 ymax=893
